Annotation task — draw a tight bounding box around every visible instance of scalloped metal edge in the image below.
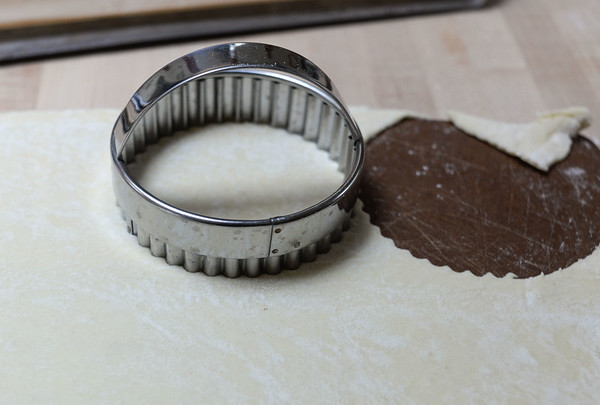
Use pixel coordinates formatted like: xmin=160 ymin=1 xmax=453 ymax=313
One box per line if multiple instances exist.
xmin=121 ymin=209 xmax=352 ymax=277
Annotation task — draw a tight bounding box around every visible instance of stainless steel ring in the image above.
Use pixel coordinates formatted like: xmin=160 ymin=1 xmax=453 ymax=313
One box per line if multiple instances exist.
xmin=110 ymin=42 xmax=365 ymax=277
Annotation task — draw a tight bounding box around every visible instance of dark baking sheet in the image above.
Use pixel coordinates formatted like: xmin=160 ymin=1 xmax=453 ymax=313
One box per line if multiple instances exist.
xmin=0 ymin=0 xmax=489 ymax=64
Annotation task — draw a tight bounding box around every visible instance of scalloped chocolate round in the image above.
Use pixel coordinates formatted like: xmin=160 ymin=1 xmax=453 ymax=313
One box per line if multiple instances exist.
xmin=359 ymin=119 xmax=600 ymax=278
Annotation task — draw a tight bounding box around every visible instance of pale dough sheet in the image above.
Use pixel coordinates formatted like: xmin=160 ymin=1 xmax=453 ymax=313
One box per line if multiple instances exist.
xmin=1 ymin=110 xmax=599 ymax=403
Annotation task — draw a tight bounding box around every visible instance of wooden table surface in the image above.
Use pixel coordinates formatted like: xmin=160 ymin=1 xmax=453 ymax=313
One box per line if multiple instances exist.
xmin=1 ymin=0 xmax=599 ymax=141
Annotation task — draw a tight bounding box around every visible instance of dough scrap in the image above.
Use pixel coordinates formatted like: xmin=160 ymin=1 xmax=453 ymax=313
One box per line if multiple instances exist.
xmin=0 ymin=109 xmax=599 ymax=403
xmin=448 ymin=107 xmax=592 ymax=171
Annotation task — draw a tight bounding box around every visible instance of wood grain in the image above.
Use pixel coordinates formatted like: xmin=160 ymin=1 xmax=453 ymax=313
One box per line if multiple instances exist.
xmin=0 ymin=0 xmax=598 ymax=143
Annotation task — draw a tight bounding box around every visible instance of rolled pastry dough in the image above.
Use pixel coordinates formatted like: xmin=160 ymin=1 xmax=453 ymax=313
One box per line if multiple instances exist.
xmin=0 ymin=109 xmax=598 ymax=403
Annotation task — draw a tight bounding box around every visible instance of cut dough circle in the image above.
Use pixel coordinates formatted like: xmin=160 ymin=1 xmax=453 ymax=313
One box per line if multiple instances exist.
xmin=0 ymin=109 xmax=599 ymax=403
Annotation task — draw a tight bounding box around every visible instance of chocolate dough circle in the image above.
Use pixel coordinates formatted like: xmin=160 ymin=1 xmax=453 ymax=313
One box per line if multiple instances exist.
xmin=359 ymin=119 xmax=600 ymax=278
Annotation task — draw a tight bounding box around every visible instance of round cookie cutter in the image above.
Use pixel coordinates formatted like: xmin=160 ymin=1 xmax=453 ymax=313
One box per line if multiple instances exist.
xmin=111 ymin=42 xmax=364 ymax=277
